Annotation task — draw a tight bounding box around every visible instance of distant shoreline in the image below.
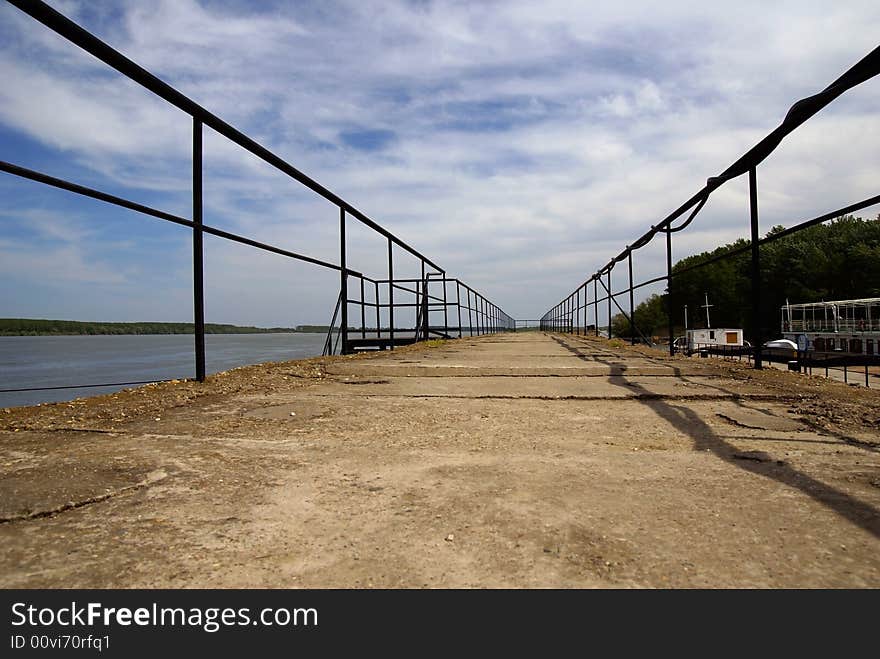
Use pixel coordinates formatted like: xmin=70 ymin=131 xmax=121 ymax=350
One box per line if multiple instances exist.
xmin=0 ymin=319 xmax=329 ymax=336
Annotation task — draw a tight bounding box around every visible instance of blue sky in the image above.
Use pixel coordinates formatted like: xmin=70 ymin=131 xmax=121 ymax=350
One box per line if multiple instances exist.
xmin=1 ymin=0 xmax=879 ymax=326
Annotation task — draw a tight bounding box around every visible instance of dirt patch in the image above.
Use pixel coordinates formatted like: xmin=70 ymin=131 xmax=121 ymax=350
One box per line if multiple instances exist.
xmin=243 ymin=401 xmax=326 ymax=422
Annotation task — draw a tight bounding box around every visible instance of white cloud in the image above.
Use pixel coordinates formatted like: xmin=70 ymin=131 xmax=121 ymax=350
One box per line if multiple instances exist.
xmin=0 ymin=0 xmax=878 ymax=324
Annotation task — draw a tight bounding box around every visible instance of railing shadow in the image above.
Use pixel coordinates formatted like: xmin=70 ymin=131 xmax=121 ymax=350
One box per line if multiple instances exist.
xmin=552 ymin=334 xmax=880 ymax=539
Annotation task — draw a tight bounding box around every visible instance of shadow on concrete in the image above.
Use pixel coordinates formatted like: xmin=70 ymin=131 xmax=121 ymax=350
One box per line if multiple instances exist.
xmin=552 ymin=334 xmax=880 ymax=539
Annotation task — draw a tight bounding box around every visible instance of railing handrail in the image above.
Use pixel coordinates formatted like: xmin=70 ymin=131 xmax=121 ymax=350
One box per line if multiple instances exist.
xmin=6 ymin=0 xmax=445 ymax=273
xmin=558 ymin=44 xmax=880 ymax=293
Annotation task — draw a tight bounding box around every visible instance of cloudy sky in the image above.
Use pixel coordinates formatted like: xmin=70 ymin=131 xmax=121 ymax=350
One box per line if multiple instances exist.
xmin=0 ymin=0 xmax=878 ymax=327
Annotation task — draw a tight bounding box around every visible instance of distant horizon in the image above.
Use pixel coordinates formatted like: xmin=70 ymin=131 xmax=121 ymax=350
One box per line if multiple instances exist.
xmin=0 ymin=317 xmax=321 ymax=326
xmin=0 ymin=318 xmax=333 ymax=334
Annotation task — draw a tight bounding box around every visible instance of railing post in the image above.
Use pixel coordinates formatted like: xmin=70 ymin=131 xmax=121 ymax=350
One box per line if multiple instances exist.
xmin=474 ymin=291 xmax=483 ymax=336
xmin=421 ymin=261 xmax=428 ymax=340
xmin=422 ymin=281 xmax=429 ymax=341
xmin=474 ymin=294 xmax=479 ymax=335
xmin=750 ymin=167 xmax=763 ymax=369
xmin=628 ymin=250 xmax=635 ymax=345
xmin=583 ymin=284 xmax=588 ymax=336
xmin=388 ymin=237 xmax=394 ymax=350
xmin=467 ymin=288 xmax=473 ymax=336
xmin=442 ymin=271 xmax=448 ymax=337
xmin=484 ymin=298 xmax=488 ymax=335
xmin=666 ymin=228 xmax=674 ymax=357
xmin=456 ymin=280 xmax=463 ymax=338
xmin=607 ymin=269 xmax=612 ymax=339
xmin=476 ymin=295 xmax=481 ymax=335
xmin=339 ymin=208 xmax=348 ymax=355
xmin=360 ymin=277 xmax=366 ymax=339
xmin=593 ymin=279 xmax=599 ymax=337
xmin=414 ymin=278 xmax=420 ymax=339
xmin=192 ymin=117 xmax=206 ymax=382
xmin=374 ymin=281 xmax=380 ymax=339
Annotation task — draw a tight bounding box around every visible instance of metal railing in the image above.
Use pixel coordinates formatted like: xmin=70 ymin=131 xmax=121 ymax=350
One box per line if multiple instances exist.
xmin=324 ymin=270 xmax=514 ymax=356
xmin=0 ymin=0 xmax=513 ymax=395
xmin=681 ymin=342 xmax=880 ymax=389
xmin=540 ymin=44 xmax=880 ymax=370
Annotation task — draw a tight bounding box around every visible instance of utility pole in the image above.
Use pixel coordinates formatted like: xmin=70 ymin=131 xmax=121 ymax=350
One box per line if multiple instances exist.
xmin=684 ymin=304 xmax=688 ymax=331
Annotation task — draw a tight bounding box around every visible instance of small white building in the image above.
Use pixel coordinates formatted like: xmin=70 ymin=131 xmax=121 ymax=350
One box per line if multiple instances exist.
xmin=687 ymin=328 xmax=744 ymax=352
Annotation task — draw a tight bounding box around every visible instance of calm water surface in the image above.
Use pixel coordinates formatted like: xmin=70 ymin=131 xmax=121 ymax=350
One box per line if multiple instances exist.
xmin=0 ymin=333 xmax=326 ymax=408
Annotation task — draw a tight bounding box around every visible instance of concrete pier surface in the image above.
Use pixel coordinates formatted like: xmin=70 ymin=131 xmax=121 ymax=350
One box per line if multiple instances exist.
xmin=2 ymin=332 xmax=879 ymax=587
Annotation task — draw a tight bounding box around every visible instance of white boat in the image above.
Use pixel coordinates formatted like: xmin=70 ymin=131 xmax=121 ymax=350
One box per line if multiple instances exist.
xmin=781 ymin=297 xmax=880 ymax=354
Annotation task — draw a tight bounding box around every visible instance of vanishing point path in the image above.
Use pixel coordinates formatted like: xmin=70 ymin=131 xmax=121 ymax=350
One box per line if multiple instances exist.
xmin=2 ymin=333 xmax=879 ymax=587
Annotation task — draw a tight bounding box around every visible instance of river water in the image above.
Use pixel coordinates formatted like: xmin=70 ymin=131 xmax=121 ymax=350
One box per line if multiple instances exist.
xmin=0 ymin=333 xmax=327 ymax=408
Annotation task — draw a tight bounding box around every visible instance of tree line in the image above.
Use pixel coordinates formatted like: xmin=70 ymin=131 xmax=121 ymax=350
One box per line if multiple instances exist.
xmin=612 ymin=214 xmax=880 ymax=340
xmin=0 ymin=319 xmax=311 ymax=336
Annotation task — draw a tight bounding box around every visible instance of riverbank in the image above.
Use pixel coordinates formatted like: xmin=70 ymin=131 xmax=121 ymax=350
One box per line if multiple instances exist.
xmin=0 ymin=318 xmax=319 ymax=335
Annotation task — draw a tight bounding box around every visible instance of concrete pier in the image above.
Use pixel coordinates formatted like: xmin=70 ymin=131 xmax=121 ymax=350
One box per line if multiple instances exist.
xmin=1 ymin=333 xmax=878 ymax=587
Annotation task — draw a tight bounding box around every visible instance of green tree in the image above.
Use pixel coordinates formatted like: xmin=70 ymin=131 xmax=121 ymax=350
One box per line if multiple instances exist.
xmin=666 ymin=214 xmax=880 ymax=341
xmin=611 ymin=293 xmax=668 ymax=339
